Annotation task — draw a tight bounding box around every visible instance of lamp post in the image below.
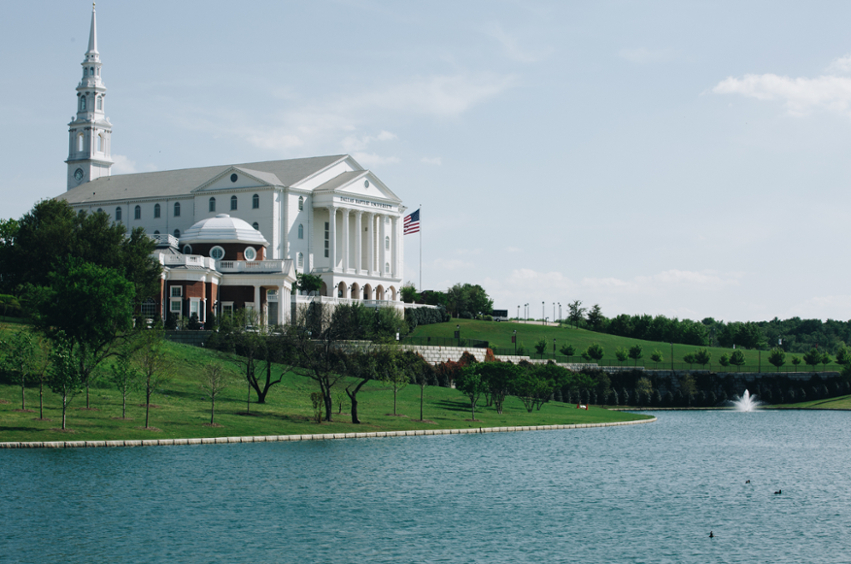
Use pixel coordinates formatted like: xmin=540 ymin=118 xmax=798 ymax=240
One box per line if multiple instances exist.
xmin=558 ymin=302 xmax=561 ymax=323
xmin=517 ymin=305 xmax=520 ymax=320
xmin=553 ymin=338 xmax=556 ymax=357
xmin=553 ymin=302 xmax=555 ymax=325
xmin=455 ymin=324 xmax=460 ymax=345
xmin=525 ymin=303 xmax=529 ymax=324
xmin=513 ymin=329 xmax=517 ymax=355
xmin=542 ymin=301 xmax=545 ymax=325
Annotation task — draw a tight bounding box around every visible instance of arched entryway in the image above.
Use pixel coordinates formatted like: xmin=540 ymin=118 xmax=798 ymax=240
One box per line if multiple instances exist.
xmin=363 ymin=284 xmax=372 ymax=300
xmin=320 ymin=282 xmax=328 ymax=297
xmin=388 ymin=286 xmax=396 ymax=301
xmin=351 ymin=282 xmax=361 ymax=300
xmin=376 ymin=285 xmax=385 ymax=301
xmin=337 ymin=281 xmax=348 ymax=299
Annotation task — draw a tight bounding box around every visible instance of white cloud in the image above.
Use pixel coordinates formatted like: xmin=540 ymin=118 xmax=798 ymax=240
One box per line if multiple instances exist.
xmin=505 ymin=246 xmax=522 ymax=253
xmin=111 ymin=154 xmax=139 ymax=174
xmin=433 ymin=257 xmax=472 ymax=270
xmin=713 ymin=65 xmax=851 ymax=117
xmin=351 ymin=152 xmax=400 ymax=166
xmin=482 ymin=22 xmax=549 ymax=63
xmin=421 ymin=156 xmax=442 ymax=166
xmin=342 ymin=131 xmax=399 ymax=166
xmin=618 ymin=47 xmax=677 ymax=64
xmin=826 ymin=54 xmax=851 ymax=75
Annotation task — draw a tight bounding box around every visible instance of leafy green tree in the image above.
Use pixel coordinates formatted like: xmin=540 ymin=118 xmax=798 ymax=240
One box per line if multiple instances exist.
xmin=559 ymin=344 xmax=576 ymax=358
xmin=729 ymin=349 xmax=746 ymax=371
xmin=718 ymin=353 xmax=730 ymax=367
xmin=109 ymin=355 xmax=141 ymax=419
xmin=635 ymin=377 xmax=653 ymax=400
xmin=683 ymin=353 xmax=696 ymax=368
xmin=133 ymin=328 xmax=173 ymax=429
xmin=478 ymin=361 xmax=520 ymax=415
xmin=534 ymin=338 xmax=548 ymax=358
xmin=400 ymin=351 xmax=434 ymax=421
xmin=821 ymin=352 xmax=832 ymax=370
xmin=615 ymin=347 xmax=628 ymax=364
xmin=1 ymin=329 xmax=36 ymax=410
xmin=48 ymin=334 xmax=84 ymax=430
xmin=456 ymin=366 xmax=487 ymax=420
xmin=802 ymin=348 xmax=822 ymax=371
xmin=768 ymin=348 xmax=786 ymax=372
xmin=834 ymin=345 xmax=851 ymax=366
xmin=628 ymin=344 xmax=643 ymax=366
xmin=694 ymin=348 xmax=711 ymax=368
xmin=568 ymin=300 xmax=586 ymax=329
xmin=586 ymin=304 xmax=606 ymax=332
xmin=734 ymin=322 xmax=766 ymax=349
xmin=791 ymin=355 xmax=802 ymax=369
xmin=650 ymin=349 xmax=663 ymax=368
xmin=400 ymin=283 xmax=420 ymax=304
xmin=337 ymin=347 xmax=378 ymax=424
xmin=585 ymin=343 xmax=604 ymax=362
xmin=512 ymin=367 xmax=553 ymax=412
xmin=295 ymin=272 xmax=323 ymax=295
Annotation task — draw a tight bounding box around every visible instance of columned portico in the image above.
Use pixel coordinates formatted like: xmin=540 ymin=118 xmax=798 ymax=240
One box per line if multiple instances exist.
xmin=355 ymin=211 xmax=363 ymax=274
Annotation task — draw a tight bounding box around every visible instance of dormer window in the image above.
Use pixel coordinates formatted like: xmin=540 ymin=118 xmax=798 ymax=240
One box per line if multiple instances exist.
xmin=183 ymin=245 xmax=193 ymax=255
xmin=174 ymin=229 xmax=181 ymax=238
xmin=252 ymin=222 xmax=259 ymax=231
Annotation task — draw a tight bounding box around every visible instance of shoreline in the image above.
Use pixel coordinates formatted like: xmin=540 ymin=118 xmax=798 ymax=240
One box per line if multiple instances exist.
xmin=0 ymin=417 xmax=656 ymax=449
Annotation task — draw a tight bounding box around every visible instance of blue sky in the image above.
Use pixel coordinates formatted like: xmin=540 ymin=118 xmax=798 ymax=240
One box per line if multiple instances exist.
xmin=4 ymin=1 xmax=851 ymax=322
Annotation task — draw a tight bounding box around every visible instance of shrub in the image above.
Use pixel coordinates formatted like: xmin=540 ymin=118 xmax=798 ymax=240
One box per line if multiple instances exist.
xmin=405 ymin=305 xmax=449 ymax=329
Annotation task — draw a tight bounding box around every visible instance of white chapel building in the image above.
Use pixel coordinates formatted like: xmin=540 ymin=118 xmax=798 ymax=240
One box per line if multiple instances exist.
xmin=57 ymin=7 xmax=406 ymax=326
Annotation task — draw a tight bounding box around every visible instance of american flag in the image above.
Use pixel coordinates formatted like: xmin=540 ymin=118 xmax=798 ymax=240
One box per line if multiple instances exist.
xmin=404 ymin=209 xmax=420 ymax=235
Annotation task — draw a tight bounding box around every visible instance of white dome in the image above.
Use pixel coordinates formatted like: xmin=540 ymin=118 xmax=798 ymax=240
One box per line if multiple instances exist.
xmin=180 ymin=214 xmax=268 ymax=246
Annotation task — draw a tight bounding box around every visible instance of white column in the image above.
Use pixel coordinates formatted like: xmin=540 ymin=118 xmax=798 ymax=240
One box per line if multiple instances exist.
xmin=277 ymin=287 xmax=284 ymax=326
xmin=367 ymin=212 xmax=375 ymax=276
xmin=342 ymin=208 xmax=349 ymax=272
xmin=254 ymin=285 xmax=261 ymax=325
xmin=391 ymin=216 xmax=398 ymax=279
xmin=379 ymin=214 xmax=386 ymax=277
xmin=355 ymin=211 xmax=363 ymax=274
xmin=329 ymin=206 xmax=337 ymax=272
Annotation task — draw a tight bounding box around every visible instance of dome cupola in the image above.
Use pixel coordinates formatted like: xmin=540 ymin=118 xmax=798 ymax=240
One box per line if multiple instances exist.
xmin=180 ymin=214 xmax=268 ymax=246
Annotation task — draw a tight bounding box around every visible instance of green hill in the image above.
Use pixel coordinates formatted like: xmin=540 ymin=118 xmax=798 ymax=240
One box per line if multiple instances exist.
xmin=408 ymin=319 xmax=841 ymax=373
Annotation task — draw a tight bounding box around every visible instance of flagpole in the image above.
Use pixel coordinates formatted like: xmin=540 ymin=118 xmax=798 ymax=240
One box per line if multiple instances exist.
xmin=419 ymin=204 xmax=422 ymax=291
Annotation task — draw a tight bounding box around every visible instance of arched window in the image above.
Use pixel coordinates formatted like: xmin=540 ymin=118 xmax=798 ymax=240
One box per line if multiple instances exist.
xmin=77 ymin=133 xmax=84 ymax=152
xmin=183 ymin=245 xmax=192 ymax=255
xmin=298 ymin=196 xmax=304 ymax=211
xmin=154 ymin=203 xmax=161 ymax=218
xmin=385 ymin=262 xmax=390 ymax=274
xmin=230 ymin=195 xmax=238 ymax=210
xmin=134 ymin=205 xmax=141 ymax=220
xmin=97 ymin=208 xmax=103 ymax=214
xmin=97 ymin=134 xmax=103 ymax=152
xmin=297 ymin=252 xmax=304 ymax=269
xmin=252 ymin=194 xmax=259 ymax=209
xmin=385 ymin=236 xmax=390 ymax=250
xmin=174 ymin=229 xmax=181 ymax=238
xmin=96 ymin=96 xmax=102 ymax=110
xmin=153 ymin=230 xmax=160 ymax=235
xmin=298 ymin=224 xmax=303 ymax=239
xmin=174 ymin=202 xmax=181 ymax=217
xmin=252 ymin=222 xmax=259 ymax=230
xmin=209 ymin=197 xmax=216 ymax=212
xmin=115 ymin=207 xmax=122 ymax=221
xmin=80 ymin=96 xmax=86 ymax=111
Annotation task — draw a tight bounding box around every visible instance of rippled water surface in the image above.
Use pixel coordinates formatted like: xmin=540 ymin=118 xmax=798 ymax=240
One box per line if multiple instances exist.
xmin=3 ymin=411 xmax=851 ymax=563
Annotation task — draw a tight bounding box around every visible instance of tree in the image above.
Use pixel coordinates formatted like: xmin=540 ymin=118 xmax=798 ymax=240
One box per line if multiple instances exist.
xmin=683 ymin=353 xmax=696 ymax=368
xmin=291 ymin=304 xmax=347 ymax=422
xmin=768 ymin=348 xmax=786 ymax=372
xmin=1 ymin=329 xmax=36 ymax=410
xmin=635 ymin=377 xmax=653 ymax=401
xmin=559 ymin=344 xmax=576 ymax=358
xmin=585 ymin=343 xmax=604 ymax=362
xmin=791 ymin=355 xmax=802 ymax=370
xmin=48 ymin=334 xmax=84 ymax=430
xmin=400 ymin=283 xmax=420 ymax=304
xmin=568 ymin=300 xmax=586 ymax=329
xmin=694 ymin=348 xmax=711 ymax=369
xmin=718 ymin=353 xmax=730 ymax=367
xmin=802 ymin=348 xmax=822 ymax=371
xmin=628 ymin=344 xmax=643 ymax=366
xmin=729 ymin=349 xmax=746 ymax=371
xmin=512 ymin=367 xmax=553 ymax=412
xmin=400 ymin=351 xmax=434 ymax=421
xmin=534 ymin=338 xmax=548 ymax=358
xmin=586 ymin=304 xmax=606 ymax=332
xmin=339 ymin=347 xmax=378 ymax=424
xmin=821 ymin=352 xmax=832 ymax=371
xmin=835 ymin=345 xmax=851 ymax=366
xmin=615 ymin=347 xmax=628 ymax=365
xmin=199 ymin=362 xmax=234 ymax=425
xmin=109 ymin=354 xmax=141 ymax=419
xmin=456 ymin=366 xmax=487 ymax=420
xmin=296 ymin=272 xmax=323 ymax=295
xmin=378 ymin=349 xmax=408 ymax=416
xmin=133 ymin=328 xmax=173 ymax=429
xmin=650 ymin=349 xmax=663 ymax=368
xmin=478 ymin=361 xmax=520 ymax=415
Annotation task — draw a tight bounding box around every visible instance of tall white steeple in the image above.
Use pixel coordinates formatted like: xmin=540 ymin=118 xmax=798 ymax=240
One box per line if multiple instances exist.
xmin=66 ymin=3 xmax=113 ymax=190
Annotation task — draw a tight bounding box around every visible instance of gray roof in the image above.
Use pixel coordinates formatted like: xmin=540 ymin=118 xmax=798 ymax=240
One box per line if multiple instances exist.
xmin=313 ymin=171 xmax=367 ymax=193
xmin=58 ymin=155 xmax=348 ymax=205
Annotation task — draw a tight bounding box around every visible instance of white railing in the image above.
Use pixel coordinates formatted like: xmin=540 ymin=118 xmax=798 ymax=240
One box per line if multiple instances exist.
xmin=150 ymin=233 xmax=179 ymax=248
xmin=291 ymin=295 xmax=401 ymax=308
xmin=160 ymin=254 xmax=217 ymax=269
xmin=403 ymin=303 xmax=440 ymax=310
xmin=217 ymin=260 xmax=288 ymax=273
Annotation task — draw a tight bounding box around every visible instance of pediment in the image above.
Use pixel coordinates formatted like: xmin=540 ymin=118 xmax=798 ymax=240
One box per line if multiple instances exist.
xmin=192 ymin=166 xmax=282 ymax=193
xmin=314 ymin=170 xmax=401 ymax=204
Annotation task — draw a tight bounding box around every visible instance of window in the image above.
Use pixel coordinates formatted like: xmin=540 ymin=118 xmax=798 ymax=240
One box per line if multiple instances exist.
xmin=298 ymin=196 xmax=304 ymax=211
xmin=385 ymin=236 xmax=390 ymax=250
xmin=385 ymin=262 xmax=390 ymax=274
xmin=297 ymin=252 xmax=304 ymax=269
xmin=252 ymin=194 xmax=259 ymax=209
xmin=80 ymin=96 xmax=86 ymax=111
xmin=244 ymin=247 xmax=257 ymax=261
xmin=174 ymin=202 xmax=181 ymax=217
xmin=183 ymin=244 xmax=192 ymax=255
xmin=170 ymin=300 xmax=182 ymax=313
xmin=84 ymin=68 xmax=87 ymax=77
xmin=97 ymin=133 xmax=103 ymax=152
xmin=141 ymin=298 xmax=157 ymax=319
xmin=210 ymin=246 xmax=225 ymax=260
xmin=230 ymin=173 xmax=238 ymax=183
xmin=171 ymin=286 xmax=183 ymax=298
xmin=77 ymin=133 xmax=84 ymax=152
xmin=154 ymin=203 xmax=161 ymax=218
xmin=209 ymin=197 xmax=216 ymax=212
xmin=134 ymin=205 xmax=141 ymax=220
xmin=298 ymin=224 xmax=303 ymax=239
xmin=252 ymin=222 xmax=259 ymax=230
xmin=115 ymin=207 xmax=122 ymax=221
xmin=97 ymin=208 xmax=103 ymax=214
xmin=230 ymin=195 xmax=238 ymax=210
xmin=153 ymin=230 xmax=160 ymax=235
xmin=174 ymin=229 xmax=180 ymax=238
xmin=324 ymin=221 xmax=329 ymax=258
xmin=96 ymin=96 xmax=102 ymax=110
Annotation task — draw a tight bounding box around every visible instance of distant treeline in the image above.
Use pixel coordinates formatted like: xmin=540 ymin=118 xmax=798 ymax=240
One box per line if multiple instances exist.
xmin=569 ymin=303 xmax=851 ymax=354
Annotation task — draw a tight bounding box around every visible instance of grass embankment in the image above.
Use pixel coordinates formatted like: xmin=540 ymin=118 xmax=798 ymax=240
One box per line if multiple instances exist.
xmin=410 ymin=319 xmax=843 ymax=372
xmin=0 ymin=332 xmax=648 ymax=443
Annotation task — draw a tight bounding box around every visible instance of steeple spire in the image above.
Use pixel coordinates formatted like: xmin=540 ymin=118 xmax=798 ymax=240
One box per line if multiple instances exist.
xmin=66 ymin=4 xmax=112 ymax=190
xmin=86 ymin=4 xmax=99 ymax=61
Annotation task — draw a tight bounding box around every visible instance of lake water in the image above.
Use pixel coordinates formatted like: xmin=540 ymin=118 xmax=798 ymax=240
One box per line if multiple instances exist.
xmin=3 ymin=410 xmax=851 ymax=563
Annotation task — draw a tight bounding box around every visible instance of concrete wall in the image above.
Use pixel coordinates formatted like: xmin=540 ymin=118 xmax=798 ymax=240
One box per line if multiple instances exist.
xmin=164 ymin=330 xmax=212 ymax=347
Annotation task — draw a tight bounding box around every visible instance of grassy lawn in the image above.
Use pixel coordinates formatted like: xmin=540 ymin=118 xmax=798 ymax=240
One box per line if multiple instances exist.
xmin=409 ymin=319 xmax=842 ymax=372
xmin=0 ymin=337 xmax=650 ymax=443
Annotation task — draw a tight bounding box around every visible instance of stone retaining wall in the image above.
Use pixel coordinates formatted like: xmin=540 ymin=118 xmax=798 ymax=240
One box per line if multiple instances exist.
xmin=0 ymin=417 xmax=655 ymax=449
xmin=164 ymin=331 xmax=213 ymax=347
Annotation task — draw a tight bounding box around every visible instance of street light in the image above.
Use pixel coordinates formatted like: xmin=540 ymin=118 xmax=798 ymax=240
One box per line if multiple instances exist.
xmin=553 ymin=302 xmax=555 ymax=325
xmin=513 ymin=329 xmax=517 ymax=355
xmin=553 ymin=338 xmax=556 ymax=357
xmin=542 ymin=301 xmax=545 ymax=325
xmin=517 ymin=305 xmax=520 ymax=320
